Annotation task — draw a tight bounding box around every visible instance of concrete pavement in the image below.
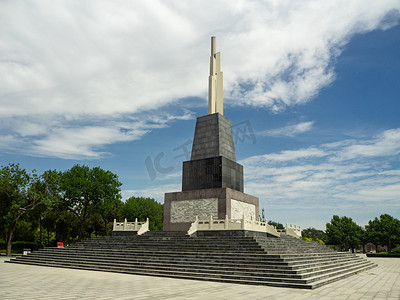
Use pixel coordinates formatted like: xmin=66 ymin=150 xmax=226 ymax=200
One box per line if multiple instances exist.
xmin=1 ymin=255 xmax=399 ymax=299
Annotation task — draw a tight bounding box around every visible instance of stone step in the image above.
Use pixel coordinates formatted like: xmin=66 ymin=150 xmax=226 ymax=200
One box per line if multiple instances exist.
xmin=12 ymin=252 xmax=372 ymax=280
xmin=7 ymin=256 xmax=375 ymax=289
xmin=82 ymin=238 xmax=260 ymax=244
xmin=5 ymin=232 xmax=376 ymax=289
xmin=308 ymin=263 xmax=376 ymax=289
xmin=79 ymin=241 xmax=262 ymax=248
xmin=35 ymin=247 xmax=355 ymax=264
xmin=72 ymin=246 xmax=265 ymax=253
xmin=27 ymin=250 xmax=292 ymax=266
xmin=33 ymin=248 xmax=363 ymax=268
xmin=6 ymin=258 xmax=314 ymax=289
xmin=10 ymin=256 xmax=303 ymax=279
xmin=14 ymin=247 xmax=372 ymax=280
xmin=21 ymin=248 xmax=361 ymax=265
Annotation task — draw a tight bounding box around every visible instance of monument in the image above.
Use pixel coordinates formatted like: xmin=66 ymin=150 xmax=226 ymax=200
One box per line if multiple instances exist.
xmin=163 ymin=37 xmax=259 ymax=231
xmin=7 ymin=37 xmax=376 ymax=290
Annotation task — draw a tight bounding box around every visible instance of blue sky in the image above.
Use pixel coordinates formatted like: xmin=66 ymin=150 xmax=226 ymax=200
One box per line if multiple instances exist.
xmin=1 ymin=1 xmax=399 ymax=230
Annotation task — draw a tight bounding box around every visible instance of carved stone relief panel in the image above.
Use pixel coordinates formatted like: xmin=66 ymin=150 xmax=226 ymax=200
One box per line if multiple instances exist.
xmin=170 ymin=198 xmax=218 ymax=223
xmin=231 ymin=199 xmax=255 ymax=220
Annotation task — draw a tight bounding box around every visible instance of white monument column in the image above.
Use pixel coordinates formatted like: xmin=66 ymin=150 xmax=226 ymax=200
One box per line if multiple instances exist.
xmin=208 ymin=37 xmax=223 ymax=115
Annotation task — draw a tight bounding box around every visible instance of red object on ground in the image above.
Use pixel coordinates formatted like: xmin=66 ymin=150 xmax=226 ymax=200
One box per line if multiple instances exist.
xmin=57 ymin=242 xmax=64 ymax=248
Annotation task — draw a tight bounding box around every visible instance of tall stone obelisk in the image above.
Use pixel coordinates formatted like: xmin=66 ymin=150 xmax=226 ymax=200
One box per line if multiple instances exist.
xmin=208 ymin=36 xmax=223 ymax=115
xmin=163 ymin=37 xmax=259 ymax=231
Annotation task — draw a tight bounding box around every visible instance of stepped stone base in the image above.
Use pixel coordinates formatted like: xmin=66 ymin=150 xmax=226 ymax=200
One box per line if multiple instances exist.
xmin=193 ymin=230 xmax=280 ymax=238
xmin=163 ymin=187 xmax=259 ymax=231
xmin=6 ymin=231 xmax=377 ymax=289
xmin=112 ymin=231 xmax=138 ymax=236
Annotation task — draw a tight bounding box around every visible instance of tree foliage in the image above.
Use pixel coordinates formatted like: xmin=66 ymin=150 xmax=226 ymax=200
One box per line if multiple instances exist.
xmin=27 ymin=169 xmax=62 ymax=248
xmin=122 ymin=197 xmax=163 ymax=230
xmin=60 ymin=165 xmax=122 ymax=241
xmin=0 ymin=164 xmax=38 ymax=256
xmin=302 ymin=227 xmax=328 ymax=244
xmin=326 ymin=215 xmax=363 ymax=252
xmin=267 ymin=220 xmax=284 ymax=230
xmin=4 ymin=163 xmax=399 ymax=256
xmin=0 ymin=163 xmax=170 ymax=254
xmin=365 ymin=214 xmax=400 ymax=252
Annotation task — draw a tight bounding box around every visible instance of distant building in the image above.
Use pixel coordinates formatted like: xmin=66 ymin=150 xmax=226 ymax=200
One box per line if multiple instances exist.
xmin=364 ymin=243 xmax=388 ymax=253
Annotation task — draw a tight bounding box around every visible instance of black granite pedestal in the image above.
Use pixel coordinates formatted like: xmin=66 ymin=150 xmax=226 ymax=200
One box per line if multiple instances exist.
xmin=164 ymin=113 xmax=259 ymax=231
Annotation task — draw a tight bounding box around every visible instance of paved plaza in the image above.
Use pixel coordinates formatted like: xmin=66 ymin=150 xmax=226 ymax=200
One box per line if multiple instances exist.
xmin=1 ymin=255 xmax=399 ymax=299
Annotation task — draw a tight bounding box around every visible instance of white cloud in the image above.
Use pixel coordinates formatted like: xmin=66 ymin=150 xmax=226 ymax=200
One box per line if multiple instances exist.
xmin=334 ymin=128 xmax=400 ymax=160
xmin=122 ymin=183 xmax=181 ymax=202
xmin=241 ymin=146 xmax=327 ymax=164
xmin=242 ymin=128 xmax=400 ymax=228
xmin=0 ymin=0 xmax=399 ymax=158
xmin=259 ymin=121 xmax=314 ymax=137
xmin=0 ymin=111 xmax=193 ymax=159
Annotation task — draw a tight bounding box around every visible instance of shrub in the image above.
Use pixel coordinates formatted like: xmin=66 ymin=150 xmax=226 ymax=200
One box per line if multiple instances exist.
xmin=367 ymin=253 xmax=400 ymax=258
xmin=392 ymin=246 xmax=400 ymax=254
xmin=11 ymin=241 xmax=39 ymax=251
xmin=0 ymin=241 xmax=39 ymax=251
xmin=303 ymin=237 xmax=325 ymax=245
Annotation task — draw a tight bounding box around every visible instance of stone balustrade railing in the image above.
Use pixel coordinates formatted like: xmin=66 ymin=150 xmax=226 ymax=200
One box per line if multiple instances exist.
xmin=284 ymin=223 xmax=302 ymax=238
xmin=187 ymin=215 xmax=280 ymax=237
xmin=113 ymin=218 xmax=149 ymax=235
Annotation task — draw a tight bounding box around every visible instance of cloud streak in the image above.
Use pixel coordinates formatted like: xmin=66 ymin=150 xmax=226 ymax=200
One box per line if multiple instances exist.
xmin=240 ymin=128 xmax=400 ymax=228
xmin=332 ymin=129 xmax=400 ymax=160
xmin=0 ymin=111 xmax=194 ymax=159
xmin=259 ymin=121 xmax=314 ymax=137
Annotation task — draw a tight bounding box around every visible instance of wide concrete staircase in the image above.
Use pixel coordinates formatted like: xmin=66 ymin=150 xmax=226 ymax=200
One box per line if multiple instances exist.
xmin=5 ymin=231 xmax=376 ymax=289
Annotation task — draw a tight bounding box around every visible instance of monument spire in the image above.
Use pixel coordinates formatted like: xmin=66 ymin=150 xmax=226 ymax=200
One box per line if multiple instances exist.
xmin=164 ymin=36 xmax=256 ymax=232
xmin=208 ymin=36 xmax=223 ymax=115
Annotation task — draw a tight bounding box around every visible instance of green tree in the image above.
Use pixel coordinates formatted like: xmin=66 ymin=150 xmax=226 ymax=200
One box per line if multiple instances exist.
xmin=267 ymin=220 xmax=284 ymax=230
xmin=365 ymin=214 xmax=400 ymax=252
xmin=95 ymin=188 xmax=123 ymax=236
xmin=326 ymin=215 xmax=363 ymax=252
xmin=30 ymin=170 xmax=62 ymax=248
xmin=302 ymin=227 xmax=328 ymax=243
xmin=0 ymin=164 xmax=38 ymax=256
xmin=60 ymin=165 xmax=122 ymax=241
xmin=53 ymin=210 xmax=80 ymax=246
xmin=122 ymin=197 xmax=163 ymax=230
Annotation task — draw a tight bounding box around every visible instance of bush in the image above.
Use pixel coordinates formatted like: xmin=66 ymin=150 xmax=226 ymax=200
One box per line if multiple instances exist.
xmin=34 ymin=228 xmax=56 ymax=248
xmin=0 ymin=241 xmax=39 ymax=251
xmin=10 ymin=241 xmax=39 ymax=251
xmin=367 ymin=253 xmax=400 ymax=258
xmin=303 ymin=237 xmax=325 ymax=245
xmin=392 ymin=246 xmax=400 ymax=254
